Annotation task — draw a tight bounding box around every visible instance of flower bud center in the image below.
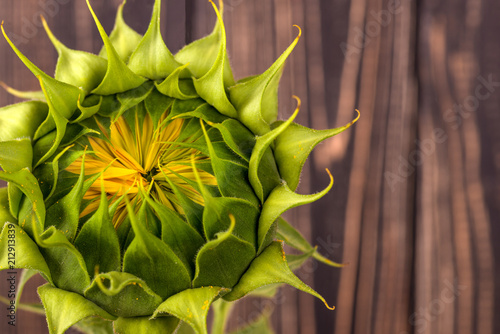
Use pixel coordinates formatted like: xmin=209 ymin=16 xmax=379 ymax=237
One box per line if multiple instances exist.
xmin=66 ymin=110 xmax=216 ymax=227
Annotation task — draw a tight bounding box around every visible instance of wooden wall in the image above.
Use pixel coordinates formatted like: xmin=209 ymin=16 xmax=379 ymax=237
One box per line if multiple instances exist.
xmin=0 ymin=0 xmax=498 ymax=333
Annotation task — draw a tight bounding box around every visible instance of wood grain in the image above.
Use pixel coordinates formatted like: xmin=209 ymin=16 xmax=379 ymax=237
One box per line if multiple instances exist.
xmin=0 ymin=0 xmax=498 ymax=333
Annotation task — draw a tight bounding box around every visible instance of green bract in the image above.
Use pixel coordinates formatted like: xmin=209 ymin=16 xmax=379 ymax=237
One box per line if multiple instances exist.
xmin=0 ymin=1 xmax=358 ymax=333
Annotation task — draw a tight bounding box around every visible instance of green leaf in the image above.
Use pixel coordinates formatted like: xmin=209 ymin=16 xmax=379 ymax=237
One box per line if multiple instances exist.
xmin=273 ymin=110 xmax=359 ymax=191
xmin=200 ymin=121 xmax=259 ymax=207
xmin=35 ymin=146 xmax=73 ymax=203
xmin=209 ymin=119 xmax=255 ymax=162
xmin=276 ymin=217 xmax=311 ymax=252
xmin=247 ymin=283 xmax=281 ymax=298
xmin=37 ymin=226 xmax=91 ymax=293
xmin=286 ymin=248 xmax=315 ymax=271
xmin=84 ymin=271 xmax=163 ymax=317
xmin=0 ymin=101 xmax=48 ymax=142
xmin=108 ymin=194 xmax=131 ymax=251
xmin=41 ymin=16 xmax=107 ymax=94
xmin=45 ymin=153 xmax=92 ymax=241
xmin=176 ymin=1 xmax=237 ymax=118
xmin=191 ymin=158 xmax=259 ymax=246
xmin=257 ymin=170 xmax=333 ymax=254
xmin=128 ymin=0 xmax=182 ymax=79
xmin=256 ymin=148 xmax=282 ymax=201
xmin=193 ymin=215 xmax=256 ymax=288
xmin=113 ymin=316 xmax=179 ymax=334
xmin=152 ymin=286 xmax=228 ymax=334
xmin=0 ymin=188 xmax=16 ymax=225
xmin=223 ymin=241 xmax=334 ymax=310
xmin=161 ymin=172 xmax=204 ymax=235
xmin=32 ymin=163 xmax=55 ymax=199
xmin=202 ymin=195 xmax=259 ymax=247
xmin=1 ymin=24 xmax=83 ymax=142
xmin=112 ymin=81 xmax=155 ymax=124
xmin=123 ymin=199 xmax=191 ymax=299
xmin=277 ymin=217 xmax=344 ymax=267
xmin=72 ymin=95 xmax=103 ymax=123
xmin=143 ymin=195 xmax=204 ymax=277
xmin=32 ymin=123 xmax=96 ymax=167
xmin=229 ymin=27 xmax=301 ymax=135
xmin=95 ymin=95 xmax=121 ymax=118
xmin=86 ymin=0 xmax=146 ymax=95
xmin=170 ymin=98 xmax=207 ymax=120
xmin=0 ymin=139 xmax=33 ymax=173
xmin=38 ymin=284 xmax=116 ymax=334
xmin=156 ymin=64 xmax=198 ymax=100
xmin=74 ymin=187 xmax=121 ymax=277
xmin=249 ymin=98 xmax=299 ymax=203
xmin=0 ymin=222 xmax=52 ymax=284
xmin=0 ymin=168 xmax=45 ymax=236
xmin=0 ymin=81 xmax=45 ymax=101
xmin=33 ymin=78 xmax=72 ymax=167
xmin=137 ymin=198 xmax=162 ymax=237
xmin=98 ymin=0 xmax=143 ymax=63
xmin=175 ymin=1 xmax=234 ymax=86
xmin=173 ymin=104 xmax=228 ymax=131
xmin=144 ymin=88 xmax=174 ymax=129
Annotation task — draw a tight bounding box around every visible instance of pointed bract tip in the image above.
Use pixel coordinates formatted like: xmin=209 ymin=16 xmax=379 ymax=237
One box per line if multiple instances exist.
xmin=1 ymin=21 xmax=7 ymax=36
xmin=292 ymin=25 xmax=302 ymax=39
xmin=208 ymin=0 xmax=222 ymax=18
xmin=40 ymin=15 xmax=52 ymax=35
xmin=326 ymin=304 xmax=336 ymax=311
xmin=209 ymin=0 xmax=224 ymax=14
xmin=116 ymin=0 xmax=128 ymax=18
xmin=40 ymin=16 xmax=56 ymax=47
xmin=325 ymin=168 xmax=334 ymax=183
xmin=353 ymin=109 xmax=361 ymax=123
xmin=85 ymin=0 xmax=94 ymax=16
xmin=292 ymin=95 xmax=301 ymax=106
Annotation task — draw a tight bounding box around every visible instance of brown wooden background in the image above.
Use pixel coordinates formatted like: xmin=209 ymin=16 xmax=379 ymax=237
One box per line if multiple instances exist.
xmin=1 ymin=0 xmax=499 ymax=333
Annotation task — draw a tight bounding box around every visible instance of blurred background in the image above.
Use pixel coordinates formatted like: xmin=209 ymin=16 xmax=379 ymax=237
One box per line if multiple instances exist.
xmin=0 ymin=0 xmax=499 ymax=333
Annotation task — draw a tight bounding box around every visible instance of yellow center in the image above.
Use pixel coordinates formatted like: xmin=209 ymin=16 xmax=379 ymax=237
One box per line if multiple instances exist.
xmin=67 ymin=113 xmax=216 ymax=227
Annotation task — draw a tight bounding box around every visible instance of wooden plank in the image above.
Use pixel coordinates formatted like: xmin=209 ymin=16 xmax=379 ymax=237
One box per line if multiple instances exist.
xmin=1 ymin=0 xmax=499 ymax=334
xmin=417 ymin=1 xmax=496 ymax=334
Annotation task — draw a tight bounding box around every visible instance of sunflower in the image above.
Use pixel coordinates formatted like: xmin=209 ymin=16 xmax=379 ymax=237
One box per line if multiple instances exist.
xmin=0 ymin=1 xmax=357 ymax=333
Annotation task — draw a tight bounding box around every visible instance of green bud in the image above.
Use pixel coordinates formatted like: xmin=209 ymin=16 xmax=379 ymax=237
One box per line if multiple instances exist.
xmin=0 ymin=1 xmax=358 ymax=333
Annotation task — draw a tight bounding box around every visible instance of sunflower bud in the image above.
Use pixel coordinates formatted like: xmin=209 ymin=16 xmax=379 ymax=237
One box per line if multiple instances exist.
xmin=0 ymin=1 xmax=358 ymax=333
